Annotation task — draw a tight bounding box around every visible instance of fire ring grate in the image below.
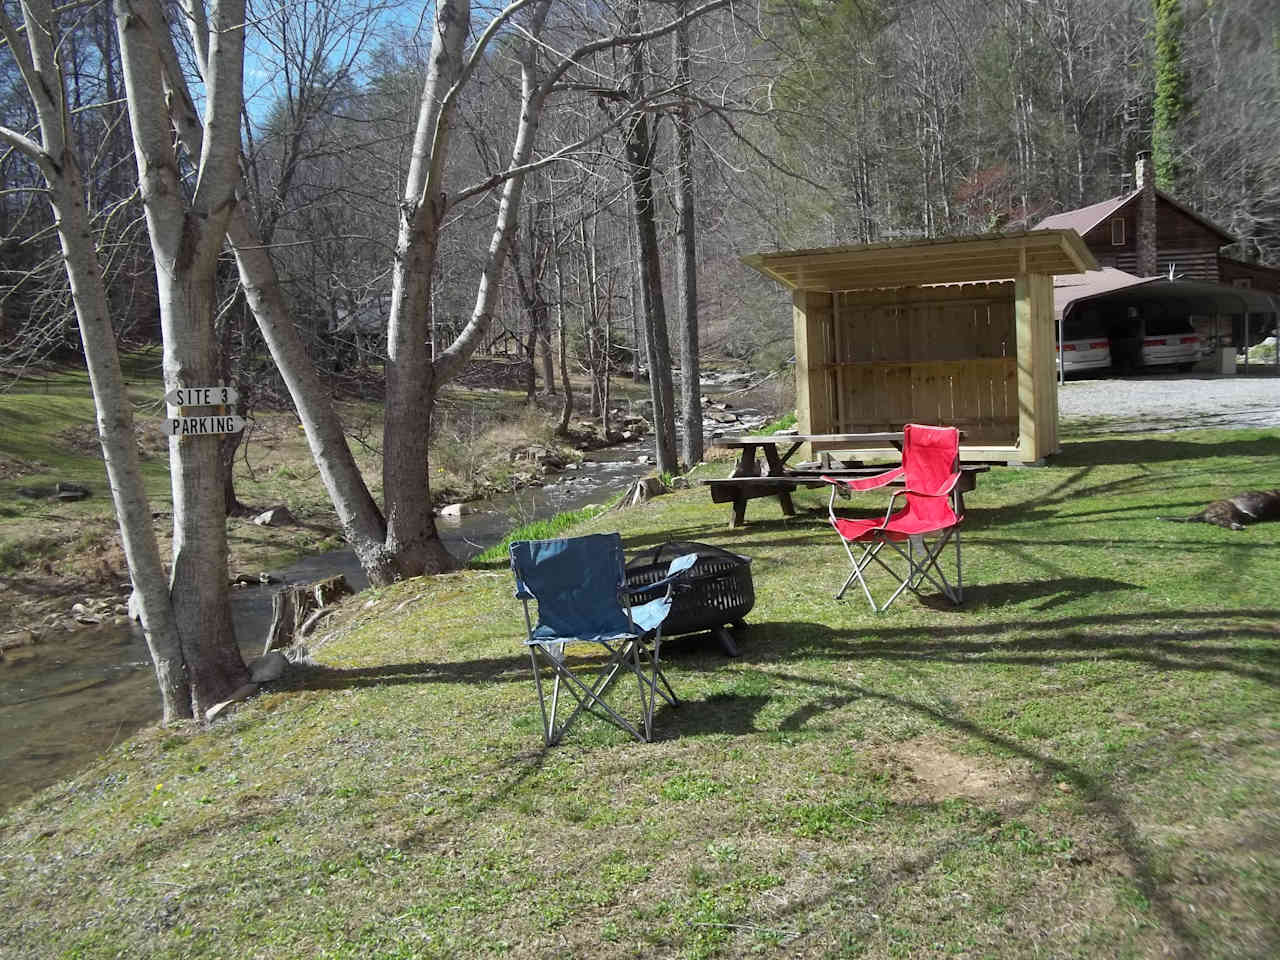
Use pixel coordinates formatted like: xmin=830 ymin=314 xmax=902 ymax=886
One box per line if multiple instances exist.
xmin=624 ymin=541 xmax=754 ymax=656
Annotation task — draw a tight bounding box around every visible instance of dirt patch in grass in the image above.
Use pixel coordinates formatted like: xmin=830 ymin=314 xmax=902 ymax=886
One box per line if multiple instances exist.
xmin=0 ymin=454 xmax=49 ymax=479
xmin=873 ymin=736 xmax=1040 ymax=808
xmin=56 ymin=421 xmax=170 ymax=461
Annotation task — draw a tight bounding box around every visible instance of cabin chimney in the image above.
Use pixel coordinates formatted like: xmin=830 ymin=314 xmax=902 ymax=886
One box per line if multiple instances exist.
xmin=1134 ymin=151 xmax=1157 ymax=276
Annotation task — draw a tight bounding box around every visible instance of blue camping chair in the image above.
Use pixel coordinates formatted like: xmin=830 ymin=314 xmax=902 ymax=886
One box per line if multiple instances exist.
xmin=510 ymin=533 xmax=696 ymax=745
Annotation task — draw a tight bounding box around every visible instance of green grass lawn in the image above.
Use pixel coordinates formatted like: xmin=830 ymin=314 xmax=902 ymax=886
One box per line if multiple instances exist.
xmin=2 ymin=427 xmax=1278 ymax=958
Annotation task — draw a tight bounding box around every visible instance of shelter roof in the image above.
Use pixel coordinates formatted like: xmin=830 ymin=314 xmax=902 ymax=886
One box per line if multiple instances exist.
xmin=742 ymin=230 xmax=1096 ymax=292
xmin=1035 ymin=194 xmax=1133 ymax=235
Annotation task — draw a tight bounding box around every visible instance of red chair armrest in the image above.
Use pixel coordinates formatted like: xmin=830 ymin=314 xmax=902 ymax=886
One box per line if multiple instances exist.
xmin=904 ymin=469 xmax=962 ymax=498
xmin=847 ymin=466 xmax=905 ymax=491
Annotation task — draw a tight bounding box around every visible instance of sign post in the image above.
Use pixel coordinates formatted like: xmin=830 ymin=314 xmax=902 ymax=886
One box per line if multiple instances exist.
xmin=166 ymin=415 xmax=246 ymax=437
xmin=164 ymin=385 xmax=239 ymax=407
xmin=163 ymin=385 xmax=244 ymax=437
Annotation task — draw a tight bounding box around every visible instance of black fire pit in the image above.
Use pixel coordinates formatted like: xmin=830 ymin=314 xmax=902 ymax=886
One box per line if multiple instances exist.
xmin=625 ymin=541 xmax=754 ymax=656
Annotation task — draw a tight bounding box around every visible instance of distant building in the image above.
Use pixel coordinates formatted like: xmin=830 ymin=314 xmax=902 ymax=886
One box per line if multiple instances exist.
xmin=1036 ymin=152 xmax=1279 ymax=293
xmin=1035 ymin=153 xmax=1278 ymax=365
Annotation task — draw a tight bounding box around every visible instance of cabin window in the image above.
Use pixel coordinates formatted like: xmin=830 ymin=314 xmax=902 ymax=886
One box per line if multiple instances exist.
xmin=1110 ymin=217 xmax=1125 ymax=245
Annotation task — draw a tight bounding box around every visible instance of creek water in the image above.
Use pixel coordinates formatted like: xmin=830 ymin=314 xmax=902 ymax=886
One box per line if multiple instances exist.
xmin=1 ymin=440 xmax=658 ymax=809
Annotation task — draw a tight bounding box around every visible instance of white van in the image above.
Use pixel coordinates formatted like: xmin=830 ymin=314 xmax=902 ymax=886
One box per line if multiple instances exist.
xmin=1140 ymin=315 xmax=1201 ymax=371
xmin=1057 ymin=308 xmax=1112 ymax=375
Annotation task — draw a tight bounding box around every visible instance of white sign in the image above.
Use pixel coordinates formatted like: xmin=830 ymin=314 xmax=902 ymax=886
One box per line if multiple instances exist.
xmin=166 ymin=415 xmax=246 ymax=437
xmin=165 ymin=385 xmax=239 ymax=407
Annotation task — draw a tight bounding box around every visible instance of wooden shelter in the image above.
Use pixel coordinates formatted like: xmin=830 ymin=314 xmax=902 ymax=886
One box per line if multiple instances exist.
xmin=743 ymin=230 xmax=1097 ymax=464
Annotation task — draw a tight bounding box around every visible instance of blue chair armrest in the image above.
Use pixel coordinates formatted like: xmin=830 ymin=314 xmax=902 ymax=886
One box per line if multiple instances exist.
xmin=621 ymin=553 xmax=698 ymax=597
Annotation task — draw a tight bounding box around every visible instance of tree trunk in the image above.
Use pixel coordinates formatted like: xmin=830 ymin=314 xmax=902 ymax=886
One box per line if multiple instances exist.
xmin=539 ymin=318 xmax=555 ymax=396
xmin=552 ymin=191 xmax=573 ymax=435
xmin=114 ymin=0 xmax=250 ymax=715
xmin=227 ymin=210 xmax=395 ymax=581
xmin=381 ymin=0 xmax=471 ymax=579
xmin=625 ymin=116 xmax=678 ymax=473
xmin=628 ymin=218 xmax=644 ymax=383
xmin=130 ymin=0 xmax=395 ymax=585
xmin=622 ymin=0 xmax=677 ymax=474
xmin=673 ymin=6 xmax=703 ymax=468
xmin=0 ymin=0 xmax=191 ymax=721
xmin=264 ymin=575 xmax=352 ymax=654
xmin=556 ymin=297 xmax=573 ymax=434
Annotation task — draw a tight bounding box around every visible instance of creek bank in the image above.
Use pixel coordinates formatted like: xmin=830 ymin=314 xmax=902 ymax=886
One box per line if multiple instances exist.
xmin=0 ymin=445 xmax=658 ymax=806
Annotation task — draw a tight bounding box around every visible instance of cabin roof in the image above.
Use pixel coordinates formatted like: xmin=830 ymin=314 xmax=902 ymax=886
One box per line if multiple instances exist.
xmin=741 ymin=230 xmax=1096 ymax=292
xmin=1034 ymin=189 xmax=1236 ymax=244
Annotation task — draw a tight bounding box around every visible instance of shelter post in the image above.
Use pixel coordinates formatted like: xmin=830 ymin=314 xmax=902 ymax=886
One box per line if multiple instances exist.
xmin=793 ymin=288 xmax=833 ymax=459
xmin=1015 ymin=271 xmax=1059 ymax=462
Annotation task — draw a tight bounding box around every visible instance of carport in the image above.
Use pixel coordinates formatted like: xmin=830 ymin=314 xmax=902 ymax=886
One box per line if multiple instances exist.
xmin=1054 ymin=270 xmax=1280 ymax=377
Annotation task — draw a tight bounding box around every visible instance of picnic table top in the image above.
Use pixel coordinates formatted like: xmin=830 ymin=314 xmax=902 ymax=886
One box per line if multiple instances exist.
xmin=711 ymin=432 xmax=905 ymax=448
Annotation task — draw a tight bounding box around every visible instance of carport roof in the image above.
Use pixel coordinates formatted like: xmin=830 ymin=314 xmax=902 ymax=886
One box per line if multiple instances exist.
xmin=742 ymin=230 xmax=1096 ymax=291
xmin=1054 ymin=269 xmax=1280 ymax=320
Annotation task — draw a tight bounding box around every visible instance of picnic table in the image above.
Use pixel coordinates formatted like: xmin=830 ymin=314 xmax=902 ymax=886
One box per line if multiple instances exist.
xmin=703 ymin=432 xmax=986 ymax=528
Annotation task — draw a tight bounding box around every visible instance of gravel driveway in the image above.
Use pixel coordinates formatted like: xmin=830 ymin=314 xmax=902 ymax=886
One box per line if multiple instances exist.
xmin=1058 ymin=371 xmax=1280 ymax=433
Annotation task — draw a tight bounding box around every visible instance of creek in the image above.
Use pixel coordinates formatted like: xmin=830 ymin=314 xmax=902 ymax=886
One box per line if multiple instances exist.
xmin=1 ymin=440 xmax=659 ymax=809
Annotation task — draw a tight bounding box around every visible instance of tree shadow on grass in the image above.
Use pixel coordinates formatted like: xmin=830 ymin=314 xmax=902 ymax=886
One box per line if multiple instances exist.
xmin=285 ymin=598 xmax=1280 ymax=702
xmin=666 ymin=597 xmax=1280 ymax=955
xmin=1058 ymin=432 xmax=1280 ymax=467
xmin=920 ymin=576 xmax=1142 ymax=612
xmin=656 ymin=692 xmax=771 ymax=739
xmin=270 ymin=604 xmax=1274 ymax=955
xmin=282 ymin=653 xmax=532 ymax=692
xmin=722 ymin=610 xmax=1280 ymax=687
xmin=740 ymin=667 xmax=1220 ymax=958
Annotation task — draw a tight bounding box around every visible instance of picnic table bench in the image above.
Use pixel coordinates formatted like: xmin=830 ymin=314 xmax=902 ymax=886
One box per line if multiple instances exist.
xmin=703 ymin=432 xmax=987 ymax=528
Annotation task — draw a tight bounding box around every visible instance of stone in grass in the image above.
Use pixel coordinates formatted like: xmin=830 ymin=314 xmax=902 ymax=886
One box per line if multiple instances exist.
xmin=55 ymin=481 xmax=90 ymax=501
xmin=247 ymin=650 xmax=288 ymax=683
xmin=252 ymin=505 xmax=294 ymax=527
xmin=204 ymin=682 xmax=259 ymax=722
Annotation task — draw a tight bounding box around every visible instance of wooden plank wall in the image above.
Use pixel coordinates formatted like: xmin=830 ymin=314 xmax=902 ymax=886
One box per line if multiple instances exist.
xmin=811 ymin=283 xmax=1019 ymax=444
xmin=792 ymin=288 xmax=835 ymax=435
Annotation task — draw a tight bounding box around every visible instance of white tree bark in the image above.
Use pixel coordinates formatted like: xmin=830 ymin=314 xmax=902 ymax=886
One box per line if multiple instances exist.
xmin=0 ymin=0 xmax=189 ymax=721
xmin=131 ymin=0 xmax=397 ymax=584
xmin=673 ymin=4 xmax=703 ymax=467
xmin=188 ymin=0 xmax=722 ymax=585
xmin=114 ymin=0 xmax=249 ymax=714
xmin=380 ymin=0 xmax=474 ymax=578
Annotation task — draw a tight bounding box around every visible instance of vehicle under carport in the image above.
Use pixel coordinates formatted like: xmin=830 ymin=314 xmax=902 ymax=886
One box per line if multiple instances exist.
xmin=1053 ymin=268 xmax=1280 ymax=379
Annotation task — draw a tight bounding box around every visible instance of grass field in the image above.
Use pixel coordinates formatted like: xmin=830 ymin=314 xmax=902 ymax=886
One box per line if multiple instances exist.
xmin=1 ymin=426 xmax=1276 ymax=958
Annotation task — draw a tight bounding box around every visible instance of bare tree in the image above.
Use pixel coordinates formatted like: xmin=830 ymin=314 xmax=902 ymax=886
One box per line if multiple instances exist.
xmin=610 ymin=0 xmax=678 ymax=474
xmin=673 ymin=1 xmax=702 ymax=466
xmin=0 ymin=0 xmax=208 ymax=722
xmin=110 ymin=0 xmax=255 ymax=715
xmin=226 ymin=0 xmax=730 ymax=582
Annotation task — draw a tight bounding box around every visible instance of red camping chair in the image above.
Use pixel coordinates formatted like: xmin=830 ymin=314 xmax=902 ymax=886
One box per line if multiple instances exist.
xmin=822 ymin=423 xmax=964 ymax=612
